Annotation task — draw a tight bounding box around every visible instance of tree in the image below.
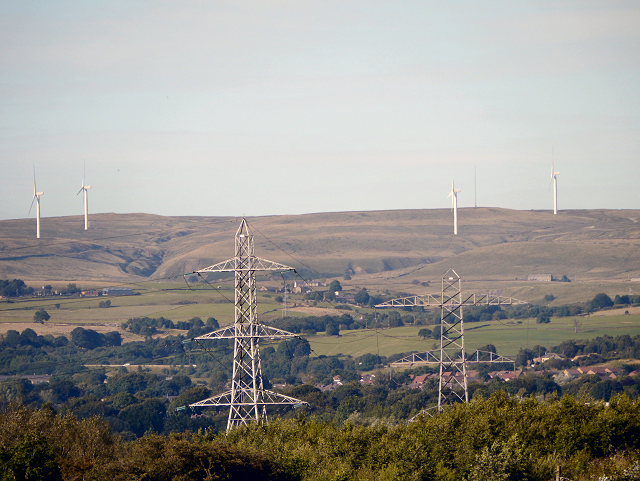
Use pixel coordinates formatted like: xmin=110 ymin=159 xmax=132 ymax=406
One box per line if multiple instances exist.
xmin=354 ymin=288 xmax=370 ymax=306
xmin=536 ymin=312 xmax=551 ymax=324
xmin=98 ymin=299 xmax=111 ymax=308
xmin=478 ymin=344 xmax=497 ymax=354
xmin=0 ymin=279 xmax=34 ymax=297
xmin=328 ymin=280 xmax=342 ymax=293
xmin=325 ymin=322 xmax=339 ymax=336
xmin=65 ymin=283 xmax=81 ymax=295
xmin=418 ymin=328 xmax=432 ymax=339
xmin=0 ymin=432 xmax=62 ymax=481
xmin=33 ymin=309 xmax=50 ymax=323
xmin=71 ymin=327 xmax=105 ymax=349
xmin=206 ymin=317 xmax=219 ymax=329
xmin=614 ymin=294 xmax=631 ymax=305
xmin=515 ymin=348 xmax=533 ymax=367
xmin=118 ymin=399 xmax=166 ymax=437
xmin=355 ymin=353 xmax=382 ymax=371
xmin=590 ymin=293 xmax=614 ymax=311
xmin=572 ymin=318 xmax=582 ymax=333
xmin=104 ymin=331 xmax=122 ymax=347
xmin=431 ymin=325 xmax=442 ymax=339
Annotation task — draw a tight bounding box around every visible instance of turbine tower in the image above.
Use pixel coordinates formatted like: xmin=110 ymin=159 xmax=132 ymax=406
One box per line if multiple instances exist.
xmin=189 ymin=218 xmax=307 ymax=431
xmin=447 ymin=179 xmax=461 ymax=235
xmin=376 ymin=268 xmax=526 ymax=411
xmin=77 ymin=163 xmax=91 ymax=230
xmin=28 ymin=167 xmax=44 ymax=239
xmin=550 ymin=160 xmax=560 ymax=215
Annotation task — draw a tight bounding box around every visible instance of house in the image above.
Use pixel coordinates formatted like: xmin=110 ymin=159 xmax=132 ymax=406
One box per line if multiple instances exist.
xmin=80 ymin=290 xmax=100 ymax=297
xmin=489 ymin=370 xmax=524 ymax=381
xmin=334 ymin=292 xmax=355 ymax=303
xmin=409 ymin=374 xmax=430 ymax=389
xmin=533 ymin=352 xmax=565 ymax=364
xmin=577 ymin=367 xmax=609 ymax=377
xmin=561 ymin=368 xmax=582 ymax=379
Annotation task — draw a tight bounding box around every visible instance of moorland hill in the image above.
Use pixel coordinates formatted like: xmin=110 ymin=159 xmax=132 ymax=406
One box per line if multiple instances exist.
xmin=0 ymin=208 xmax=639 ymax=286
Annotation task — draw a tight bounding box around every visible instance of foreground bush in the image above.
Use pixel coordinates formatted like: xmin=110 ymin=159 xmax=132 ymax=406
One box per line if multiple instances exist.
xmin=2 ymin=392 xmax=640 ymax=480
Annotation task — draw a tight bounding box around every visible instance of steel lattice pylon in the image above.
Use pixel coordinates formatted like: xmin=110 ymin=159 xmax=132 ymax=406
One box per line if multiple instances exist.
xmin=376 ymin=268 xmax=526 ymax=410
xmin=189 ymin=218 xmax=307 ymax=431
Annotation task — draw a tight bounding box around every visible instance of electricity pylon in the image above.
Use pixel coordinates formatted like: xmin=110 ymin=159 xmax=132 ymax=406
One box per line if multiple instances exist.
xmin=376 ymin=268 xmax=526 ymax=410
xmin=189 ymin=218 xmax=307 ymax=431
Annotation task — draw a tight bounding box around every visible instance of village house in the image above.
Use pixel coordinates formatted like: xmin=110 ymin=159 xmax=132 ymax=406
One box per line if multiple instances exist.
xmin=488 ymin=370 xmax=524 ymax=382
xmin=80 ymin=290 xmax=101 ymax=297
xmin=532 ymin=352 xmax=565 ymax=364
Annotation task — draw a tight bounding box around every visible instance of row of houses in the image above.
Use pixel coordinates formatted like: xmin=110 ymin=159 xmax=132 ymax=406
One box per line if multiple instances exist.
xmin=404 ymin=365 xmax=639 ymax=390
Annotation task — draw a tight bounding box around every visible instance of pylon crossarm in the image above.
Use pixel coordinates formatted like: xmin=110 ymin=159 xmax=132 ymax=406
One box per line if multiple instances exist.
xmin=193 ymin=324 xmax=300 ymax=341
xmin=375 ymin=293 xmax=527 ymax=308
xmin=375 ymin=294 xmax=442 ymax=308
xmin=390 ymin=350 xmax=441 ymax=366
xmin=474 ymin=294 xmax=528 ymax=306
xmin=467 ymin=350 xmax=514 ymax=363
xmin=391 ymin=349 xmax=514 ymax=367
xmin=190 ymin=389 xmax=307 ymax=408
xmin=195 ymin=256 xmax=293 ymax=274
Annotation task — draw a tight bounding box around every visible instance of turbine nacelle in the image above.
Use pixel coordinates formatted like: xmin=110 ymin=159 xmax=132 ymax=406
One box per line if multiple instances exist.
xmin=28 ymin=168 xmax=43 ymax=215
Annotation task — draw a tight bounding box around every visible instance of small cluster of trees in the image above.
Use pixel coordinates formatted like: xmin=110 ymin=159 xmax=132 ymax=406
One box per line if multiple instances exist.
xmin=71 ymin=327 xmax=121 ymax=349
xmin=121 ymin=316 xmax=219 ymax=338
xmin=0 ymin=279 xmax=33 ymax=297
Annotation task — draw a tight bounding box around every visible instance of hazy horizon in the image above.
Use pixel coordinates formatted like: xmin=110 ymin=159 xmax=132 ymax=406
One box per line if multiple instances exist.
xmin=2 ymin=2 xmax=639 ymax=222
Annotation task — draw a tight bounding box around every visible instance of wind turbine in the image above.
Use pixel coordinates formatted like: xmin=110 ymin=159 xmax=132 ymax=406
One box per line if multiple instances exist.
xmin=28 ymin=167 xmax=44 ymax=239
xmin=77 ymin=163 xmax=91 ymax=230
xmin=550 ymin=157 xmax=560 ymax=215
xmin=447 ymin=178 xmax=461 ymax=235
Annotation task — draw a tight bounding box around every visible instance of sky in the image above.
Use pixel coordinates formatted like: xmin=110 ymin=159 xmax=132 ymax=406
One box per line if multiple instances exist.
xmin=1 ymin=1 xmax=639 ymax=222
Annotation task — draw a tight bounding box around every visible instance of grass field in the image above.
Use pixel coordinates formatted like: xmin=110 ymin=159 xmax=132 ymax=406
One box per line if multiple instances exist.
xmin=306 ymin=311 xmax=640 ymax=359
xmin=3 ymin=277 xmax=640 ymax=362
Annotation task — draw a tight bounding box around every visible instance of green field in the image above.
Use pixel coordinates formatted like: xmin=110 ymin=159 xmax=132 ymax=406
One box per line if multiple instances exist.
xmin=306 ymin=312 xmax=640 ymax=359
xmin=3 ymin=277 xmax=640 ymax=362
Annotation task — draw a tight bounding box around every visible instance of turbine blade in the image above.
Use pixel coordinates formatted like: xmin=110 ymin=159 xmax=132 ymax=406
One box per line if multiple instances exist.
xmin=28 ymin=195 xmax=35 ymax=215
xmin=77 ymin=187 xmax=83 ymax=195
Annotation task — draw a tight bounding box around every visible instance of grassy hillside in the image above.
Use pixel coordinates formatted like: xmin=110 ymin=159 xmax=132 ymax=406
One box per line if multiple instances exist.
xmin=1 ymin=208 xmax=639 ymax=300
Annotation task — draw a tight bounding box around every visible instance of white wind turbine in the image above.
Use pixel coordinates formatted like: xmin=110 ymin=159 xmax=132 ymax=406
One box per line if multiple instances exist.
xmin=550 ymin=158 xmax=560 ymax=215
xmin=77 ymin=163 xmax=91 ymax=230
xmin=447 ymin=178 xmax=461 ymax=235
xmin=28 ymin=167 xmax=44 ymax=239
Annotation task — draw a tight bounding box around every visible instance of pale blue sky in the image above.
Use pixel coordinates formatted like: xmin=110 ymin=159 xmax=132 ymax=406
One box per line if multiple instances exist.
xmin=1 ymin=1 xmax=639 ymax=221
